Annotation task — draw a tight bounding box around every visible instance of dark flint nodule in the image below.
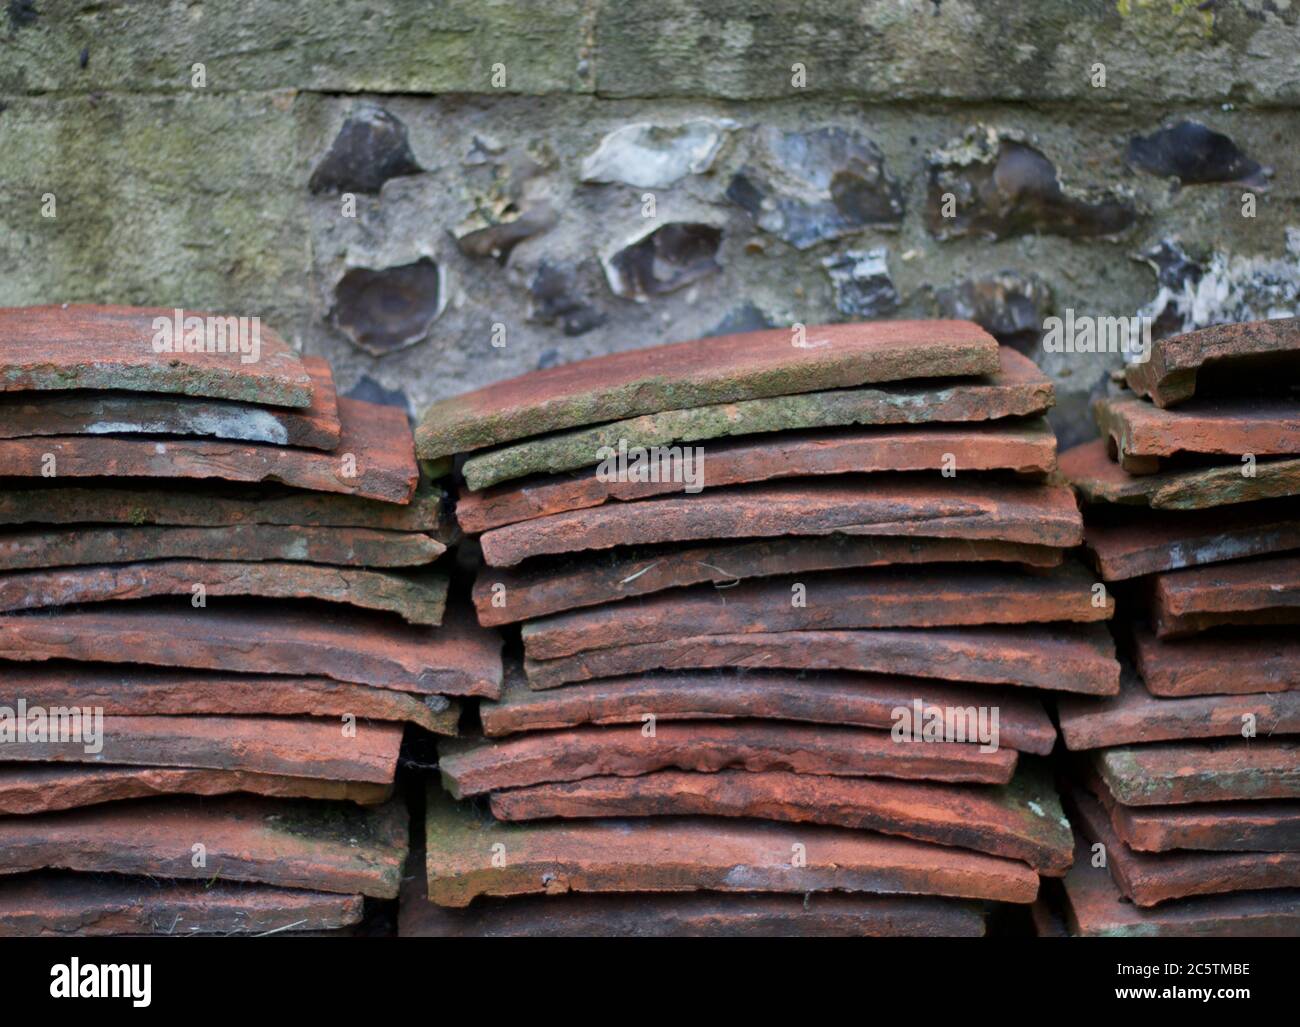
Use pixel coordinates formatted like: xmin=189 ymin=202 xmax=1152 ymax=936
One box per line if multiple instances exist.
xmin=332 ymin=258 xmax=441 ymax=356
xmin=927 ymin=138 xmax=1137 ymax=240
xmin=309 ymin=107 xmax=423 ymax=195
xmin=1127 ymin=121 xmax=1272 ymax=189
xmin=528 ymin=261 xmax=606 ymax=336
xmin=607 ymin=223 xmax=722 ymax=300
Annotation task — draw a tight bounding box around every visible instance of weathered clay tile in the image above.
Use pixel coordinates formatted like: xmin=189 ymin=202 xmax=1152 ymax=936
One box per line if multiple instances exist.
xmin=488 ymin=763 xmax=1072 ymax=874
xmin=1061 ymin=439 xmax=1300 ymax=510
xmin=460 ymin=347 xmax=1052 ymax=489
xmin=1096 ymin=739 xmax=1300 ymax=805
xmin=0 ymin=764 xmax=392 ymax=816
xmin=1058 ymin=666 xmax=1300 ymax=750
xmin=473 ymin=535 xmax=1062 ymax=627
xmin=0 ymin=397 xmax=418 ymax=504
xmin=456 ymin=419 xmax=1058 ymax=534
xmin=524 ymin=623 xmax=1121 ymax=694
xmin=0 ymin=356 xmax=342 ymax=450
xmin=1130 ymin=624 xmax=1298 ymax=696
xmin=0 ymin=304 xmax=314 ymax=407
xmin=0 ymin=559 xmax=447 ymax=624
xmin=1 ymin=664 xmax=459 ymax=734
xmin=0 ymin=795 xmax=408 ymax=897
xmin=1124 ymin=317 xmax=1300 ymax=409
xmin=1088 ymin=771 xmax=1299 ymax=853
xmin=1095 ymin=393 xmax=1300 ymax=474
xmin=0 ymin=481 xmax=447 ymax=532
xmin=1069 ymin=788 xmax=1300 ymax=906
xmin=415 ymin=320 xmax=1000 ymax=459
xmin=0 ymin=873 xmax=364 ymax=937
xmin=522 ymin=563 xmax=1109 ymax=660
xmin=1150 ymin=554 xmax=1300 ymax=637
xmin=423 ymin=785 xmax=1038 ymax=907
xmin=400 ymin=884 xmax=984 ymax=938
xmin=1080 ymin=499 xmax=1300 ymax=581
xmin=481 ymin=478 xmax=1083 ymax=567
xmin=1058 ymin=839 xmax=1300 ymax=937
xmin=438 ymin=721 xmax=1017 ymax=798
xmin=0 ymin=714 xmax=402 ymax=784
xmin=0 ymin=604 xmax=503 ymax=697
xmin=481 ymin=664 xmax=1057 ymax=755
xmin=0 ymin=523 xmax=445 ymax=572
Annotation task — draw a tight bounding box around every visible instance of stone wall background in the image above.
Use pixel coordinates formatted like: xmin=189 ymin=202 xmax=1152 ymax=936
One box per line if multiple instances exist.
xmin=3 ymin=0 xmax=1300 ymax=445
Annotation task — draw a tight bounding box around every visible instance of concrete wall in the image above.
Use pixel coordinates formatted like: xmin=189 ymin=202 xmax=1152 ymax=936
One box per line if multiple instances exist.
xmin=3 ymin=0 xmax=1299 ymax=444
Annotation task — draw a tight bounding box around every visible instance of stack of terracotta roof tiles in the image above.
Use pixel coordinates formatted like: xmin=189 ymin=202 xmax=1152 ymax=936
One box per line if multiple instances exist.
xmin=1049 ymin=317 xmax=1300 ymax=937
xmin=403 ymin=320 xmax=1122 ymax=937
xmin=0 ymin=304 xmax=502 ymax=936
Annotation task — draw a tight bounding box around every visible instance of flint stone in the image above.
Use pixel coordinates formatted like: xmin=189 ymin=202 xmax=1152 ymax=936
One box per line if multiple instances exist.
xmin=1127 ymin=121 xmax=1271 ymax=189
xmin=0 ymin=481 xmax=446 ymax=532
xmin=308 ymin=105 xmax=422 ymax=195
xmin=1125 ymin=316 xmax=1300 ymax=408
xmin=0 ymin=304 xmax=313 ymax=407
xmin=1095 ymin=393 xmax=1300 ymax=474
xmin=480 ymin=478 xmax=1084 ymax=567
xmin=1080 ymin=499 xmax=1300 ymax=582
xmin=0 ymin=523 xmax=445 ymax=572
xmin=522 ymin=563 xmax=1109 ymax=661
xmin=821 ymin=249 xmax=899 ymax=317
xmin=456 ymin=418 xmax=1058 ymax=534
xmin=0 ymin=713 xmax=402 ymax=784
xmin=1061 ymin=439 xmax=1300 ymax=510
xmin=400 ymin=886 xmax=983 ymax=938
xmin=0 ymin=796 xmax=408 ymax=897
xmin=926 ymin=131 xmax=1136 ymax=241
xmin=481 ymin=664 xmax=1057 ymax=755
xmin=602 ymin=222 xmax=723 ymax=301
xmin=0 ymin=397 xmax=418 ymax=504
xmin=524 ymin=623 xmax=1121 ymax=694
xmin=1059 ymin=839 xmax=1300 ymax=937
xmin=1088 ymin=771 xmax=1299 ymax=853
xmin=415 ymin=320 xmax=1000 ymax=460
xmin=0 ymin=604 xmax=503 ymax=697
xmin=0 ymin=764 xmax=392 ymax=816
xmin=1070 ymin=788 xmax=1300 ymax=906
xmin=580 ymin=118 xmax=734 ymax=189
xmin=331 ymin=258 xmax=445 ymax=356
xmin=1058 ymin=666 xmax=1300 ymax=750
xmin=461 ymin=346 xmax=1051 ymax=489
xmin=0 ymin=356 xmax=342 ymax=450
xmin=473 ymin=535 xmax=1062 ymax=627
xmin=1151 ymin=554 xmax=1300 ymax=637
xmin=1097 ymin=739 xmax=1300 ymax=806
xmin=439 ymin=721 xmax=1017 ymax=799
xmin=0 ymin=873 xmax=364 ymax=937
xmin=423 ymin=785 xmax=1038 ymax=908
xmin=0 ymin=559 xmax=448 ymax=624
xmin=0 ymin=664 xmax=458 ymax=735
xmin=489 ymin=763 xmax=1072 ymax=875
xmin=726 ymin=127 xmax=904 ymax=249
xmin=1130 ymin=624 xmax=1299 ymax=696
